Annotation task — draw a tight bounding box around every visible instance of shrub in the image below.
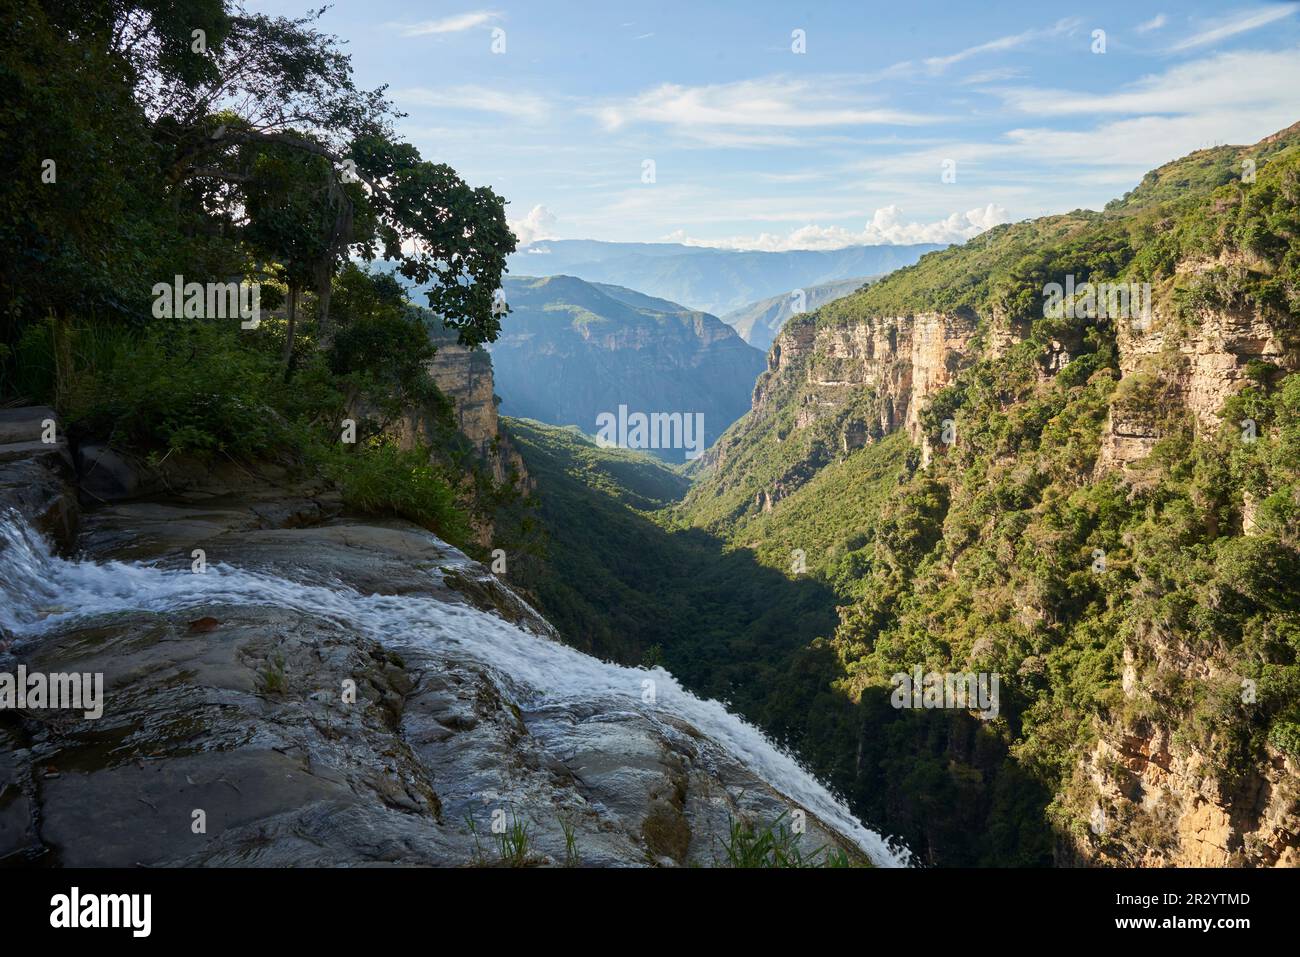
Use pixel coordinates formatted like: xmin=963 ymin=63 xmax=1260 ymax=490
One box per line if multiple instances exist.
xmin=322 ymin=438 xmax=470 ymax=548
xmin=66 ymin=321 xmax=313 ymax=459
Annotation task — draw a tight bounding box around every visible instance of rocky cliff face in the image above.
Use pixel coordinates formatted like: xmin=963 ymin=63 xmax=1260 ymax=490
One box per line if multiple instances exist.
xmin=1068 ymin=626 xmax=1298 ymax=867
xmin=718 ymin=309 xmax=980 ymax=512
xmin=757 ymin=311 xmax=979 ymax=445
xmin=423 ymin=331 xmax=529 ymax=491
xmin=1071 ymin=716 xmax=1298 ymax=867
xmin=367 ymin=328 xmax=530 ymax=547
xmin=0 ymin=414 xmax=887 ymax=867
xmin=760 ymin=287 xmax=1297 ymax=467
xmin=424 ymin=339 xmax=499 ymax=463
xmin=1101 ymin=290 xmax=1298 ymax=471
xmin=709 ymin=274 xmax=1300 ymax=867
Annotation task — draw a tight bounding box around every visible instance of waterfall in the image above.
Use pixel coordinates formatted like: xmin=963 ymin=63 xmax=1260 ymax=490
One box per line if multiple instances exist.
xmin=0 ymin=510 xmax=911 ymax=867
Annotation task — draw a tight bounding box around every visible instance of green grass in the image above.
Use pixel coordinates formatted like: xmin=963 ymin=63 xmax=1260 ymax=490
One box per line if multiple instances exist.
xmin=495 ymin=811 xmax=533 ymax=867
xmin=719 ymin=813 xmax=859 ymax=868
xmin=559 ymin=815 xmax=580 ymax=867
xmin=255 ymin=653 xmax=288 ymax=695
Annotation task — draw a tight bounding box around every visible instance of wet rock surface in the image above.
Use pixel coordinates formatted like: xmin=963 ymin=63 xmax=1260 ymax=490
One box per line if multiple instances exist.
xmin=0 ymin=424 xmax=870 ymax=867
xmin=0 ymin=406 xmax=78 ymax=550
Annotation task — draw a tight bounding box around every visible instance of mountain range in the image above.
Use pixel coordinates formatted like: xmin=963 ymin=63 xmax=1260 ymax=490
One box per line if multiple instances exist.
xmin=720 ymin=276 xmax=874 ymax=350
xmin=506 ymin=240 xmax=942 ymax=317
xmin=488 ymin=275 xmax=766 ymax=461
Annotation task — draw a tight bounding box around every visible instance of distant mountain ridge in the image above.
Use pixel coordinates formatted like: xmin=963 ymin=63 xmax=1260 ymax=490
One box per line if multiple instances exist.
xmin=721 ymin=276 xmax=874 ymax=350
xmin=508 ymin=240 xmax=943 ymax=316
xmin=487 ymin=275 xmax=766 ymax=462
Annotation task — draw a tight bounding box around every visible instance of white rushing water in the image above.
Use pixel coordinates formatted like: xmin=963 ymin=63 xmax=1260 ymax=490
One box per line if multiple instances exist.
xmin=0 ymin=511 xmax=911 ymax=867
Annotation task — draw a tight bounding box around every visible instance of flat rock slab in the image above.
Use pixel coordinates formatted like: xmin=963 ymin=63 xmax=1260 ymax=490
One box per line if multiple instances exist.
xmin=0 ymin=407 xmax=58 ymax=445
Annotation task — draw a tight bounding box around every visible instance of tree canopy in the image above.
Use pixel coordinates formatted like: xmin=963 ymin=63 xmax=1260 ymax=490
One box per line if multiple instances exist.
xmin=0 ymin=0 xmax=516 ymax=369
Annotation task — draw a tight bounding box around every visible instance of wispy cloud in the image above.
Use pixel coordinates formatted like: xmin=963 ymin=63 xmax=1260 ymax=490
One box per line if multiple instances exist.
xmin=959 ymin=67 xmax=1028 ymax=85
xmin=392 ymin=11 xmax=498 ymax=37
xmin=396 ymin=85 xmax=549 ymax=121
xmin=1136 ymin=14 xmax=1168 ymax=33
xmin=843 ymin=45 xmax=1300 ymax=206
xmin=996 ymin=48 xmax=1300 ymax=117
xmin=847 ymin=106 xmax=1295 ymax=203
xmin=755 ymin=170 xmax=826 ymax=184
xmin=923 ymin=18 xmax=1081 ymax=73
xmin=1167 ymin=6 xmax=1296 ymax=52
xmin=592 ymin=76 xmax=935 ymax=140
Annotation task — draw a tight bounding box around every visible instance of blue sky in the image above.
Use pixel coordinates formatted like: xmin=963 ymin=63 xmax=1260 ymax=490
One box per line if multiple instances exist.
xmin=251 ymin=1 xmax=1300 ymax=249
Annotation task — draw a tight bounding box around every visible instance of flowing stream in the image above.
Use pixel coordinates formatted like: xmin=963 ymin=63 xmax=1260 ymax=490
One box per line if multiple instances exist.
xmin=0 ymin=511 xmax=911 ymax=867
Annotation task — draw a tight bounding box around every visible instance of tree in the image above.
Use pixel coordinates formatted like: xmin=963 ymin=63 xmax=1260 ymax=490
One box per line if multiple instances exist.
xmin=154 ymin=7 xmax=516 ymax=348
xmin=2 ymin=0 xmax=516 ymax=400
xmin=239 ymin=138 xmax=352 ymax=370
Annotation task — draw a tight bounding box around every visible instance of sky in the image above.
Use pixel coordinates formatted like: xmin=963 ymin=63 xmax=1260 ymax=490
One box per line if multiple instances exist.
xmin=248 ymin=1 xmax=1300 ymax=250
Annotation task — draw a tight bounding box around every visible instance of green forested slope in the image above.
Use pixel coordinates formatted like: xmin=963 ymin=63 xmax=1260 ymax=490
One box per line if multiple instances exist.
xmin=685 ymin=127 xmax=1300 ymax=865
xmin=516 ymin=127 xmax=1300 ymax=866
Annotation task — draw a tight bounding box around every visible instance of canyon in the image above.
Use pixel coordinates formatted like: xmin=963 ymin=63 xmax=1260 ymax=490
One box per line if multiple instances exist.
xmin=0 ymin=405 xmax=900 ymax=868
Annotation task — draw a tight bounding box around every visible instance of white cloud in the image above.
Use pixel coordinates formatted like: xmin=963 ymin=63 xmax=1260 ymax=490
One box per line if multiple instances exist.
xmin=1136 ymin=14 xmax=1168 ymax=33
xmin=959 ymin=67 xmax=1027 ymax=85
xmin=509 ymin=205 xmax=558 ymax=245
xmin=396 ymin=86 xmax=549 ymax=122
xmin=923 ymin=18 xmax=1081 ymax=73
xmin=1168 ymin=6 xmax=1296 ymax=51
xmin=592 ymin=76 xmax=934 ymax=138
xmin=861 ymin=204 xmax=1009 ymax=244
xmin=394 ymin=11 xmax=498 ymax=37
xmin=996 ymin=48 xmax=1300 ymax=119
xmin=1002 ymin=111 xmax=1298 ymax=169
xmin=666 ymin=204 xmax=1009 ymax=251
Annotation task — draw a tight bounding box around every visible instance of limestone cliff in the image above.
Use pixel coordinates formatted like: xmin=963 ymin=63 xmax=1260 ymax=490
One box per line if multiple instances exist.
xmin=757 ymin=311 xmax=978 ymax=443
xmin=694 ymin=248 xmax=1300 ymax=868
xmin=1067 ymin=609 xmax=1298 ymax=867
xmin=369 ymin=327 xmax=530 ymax=547
xmin=423 ymin=330 xmax=529 ymax=491
xmin=711 ymin=309 xmax=979 ymax=514
xmin=1101 ymin=287 xmax=1299 ymax=471
xmin=1070 ymin=715 xmax=1298 ymax=867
